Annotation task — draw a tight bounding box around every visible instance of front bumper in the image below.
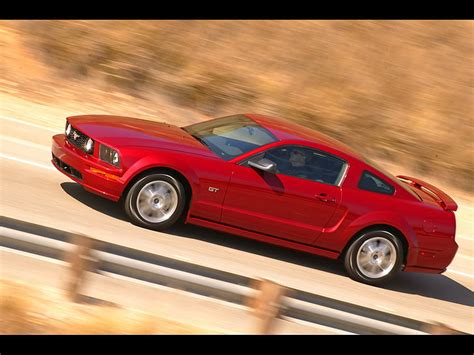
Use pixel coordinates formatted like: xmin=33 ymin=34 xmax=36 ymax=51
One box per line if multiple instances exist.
xmin=51 ymin=134 xmax=124 ymax=201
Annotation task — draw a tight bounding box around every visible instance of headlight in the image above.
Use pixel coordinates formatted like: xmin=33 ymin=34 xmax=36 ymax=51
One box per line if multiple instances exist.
xmin=99 ymin=144 xmax=120 ymax=167
xmin=84 ymin=138 xmax=94 ymax=153
xmin=66 ymin=123 xmax=72 ymax=136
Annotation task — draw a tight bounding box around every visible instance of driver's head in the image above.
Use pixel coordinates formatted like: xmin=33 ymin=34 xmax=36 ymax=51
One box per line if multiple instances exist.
xmin=289 ymin=148 xmax=306 ymax=167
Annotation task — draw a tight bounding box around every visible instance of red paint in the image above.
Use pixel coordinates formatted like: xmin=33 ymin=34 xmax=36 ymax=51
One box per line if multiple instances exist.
xmin=51 ymin=114 xmax=459 ymax=274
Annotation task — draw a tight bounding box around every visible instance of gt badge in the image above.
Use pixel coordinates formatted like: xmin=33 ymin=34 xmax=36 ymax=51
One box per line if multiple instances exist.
xmin=208 ymin=187 xmax=220 ymax=193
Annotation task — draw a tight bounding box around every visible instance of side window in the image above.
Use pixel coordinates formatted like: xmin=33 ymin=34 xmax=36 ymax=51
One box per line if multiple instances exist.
xmin=247 ymin=145 xmax=347 ymax=186
xmin=358 ymin=170 xmax=394 ymax=195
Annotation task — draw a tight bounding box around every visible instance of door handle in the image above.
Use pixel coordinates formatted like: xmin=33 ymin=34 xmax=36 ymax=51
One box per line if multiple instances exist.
xmin=315 ymin=193 xmax=336 ymax=203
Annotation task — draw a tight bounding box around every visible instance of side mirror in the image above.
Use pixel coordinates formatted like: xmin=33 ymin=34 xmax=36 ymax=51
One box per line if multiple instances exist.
xmin=248 ymin=158 xmax=277 ymax=174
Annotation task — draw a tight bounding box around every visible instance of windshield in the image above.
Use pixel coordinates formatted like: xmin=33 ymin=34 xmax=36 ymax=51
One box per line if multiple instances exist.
xmin=183 ymin=114 xmax=279 ymax=160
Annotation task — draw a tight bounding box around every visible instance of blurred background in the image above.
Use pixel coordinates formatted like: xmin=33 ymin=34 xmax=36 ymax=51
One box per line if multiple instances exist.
xmin=1 ymin=20 xmax=472 ymax=192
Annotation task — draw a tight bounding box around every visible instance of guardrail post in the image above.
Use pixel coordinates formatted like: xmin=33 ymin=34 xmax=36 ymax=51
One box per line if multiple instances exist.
xmin=65 ymin=234 xmax=98 ymax=302
xmin=248 ymin=279 xmax=287 ymax=335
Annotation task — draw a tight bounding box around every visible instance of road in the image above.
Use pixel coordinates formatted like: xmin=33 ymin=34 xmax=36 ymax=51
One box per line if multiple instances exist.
xmin=1 ymin=115 xmax=473 ymax=333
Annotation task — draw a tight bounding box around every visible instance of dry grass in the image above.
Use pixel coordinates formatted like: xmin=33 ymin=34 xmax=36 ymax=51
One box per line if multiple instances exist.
xmin=0 ymin=279 xmax=210 ymax=334
xmin=0 ymin=20 xmax=473 ymax=192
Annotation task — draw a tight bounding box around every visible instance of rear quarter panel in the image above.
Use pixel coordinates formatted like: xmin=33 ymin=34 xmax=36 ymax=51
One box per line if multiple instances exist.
xmin=315 ymin=186 xmax=421 ymax=253
xmin=314 ymin=160 xmax=423 ymax=257
xmin=315 ymin=160 xmax=456 ymax=270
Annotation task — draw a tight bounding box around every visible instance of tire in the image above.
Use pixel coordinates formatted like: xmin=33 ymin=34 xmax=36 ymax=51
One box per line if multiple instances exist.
xmin=124 ymin=173 xmax=186 ymax=231
xmin=344 ymin=230 xmax=404 ymax=286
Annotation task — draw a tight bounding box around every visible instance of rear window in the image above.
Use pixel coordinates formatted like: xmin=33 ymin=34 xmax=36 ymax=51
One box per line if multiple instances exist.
xmin=358 ymin=170 xmax=395 ymax=195
xmin=361 ymin=157 xmax=421 ymax=199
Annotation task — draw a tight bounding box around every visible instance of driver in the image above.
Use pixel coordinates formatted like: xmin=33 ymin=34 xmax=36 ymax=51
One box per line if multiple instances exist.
xmin=289 ymin=148 xmax=307 ymax=168
xmin=287 ymin=148 xmax=311 ymax=178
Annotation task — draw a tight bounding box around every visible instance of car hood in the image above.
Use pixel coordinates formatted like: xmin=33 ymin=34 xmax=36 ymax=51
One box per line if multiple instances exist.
xmin=67 ymin=115 xmax=214 ymax=157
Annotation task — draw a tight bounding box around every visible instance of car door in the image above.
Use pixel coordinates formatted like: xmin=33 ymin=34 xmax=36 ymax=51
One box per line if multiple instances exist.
xmin=220 ymin=145 xmax=347 ymax=245
xmin=186 ymin=156 xmax=234 ymax=222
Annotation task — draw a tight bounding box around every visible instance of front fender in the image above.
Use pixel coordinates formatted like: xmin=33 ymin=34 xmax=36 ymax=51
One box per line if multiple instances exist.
xmin=119 ymin=149 xmax=200 ymax=196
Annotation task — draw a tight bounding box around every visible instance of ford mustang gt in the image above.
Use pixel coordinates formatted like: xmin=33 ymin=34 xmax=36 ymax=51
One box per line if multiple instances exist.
xmin=51 ymin=113 xmax=459 ymax=285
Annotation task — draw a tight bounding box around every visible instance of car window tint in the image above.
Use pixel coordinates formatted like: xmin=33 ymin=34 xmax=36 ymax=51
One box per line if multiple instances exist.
xmin=259 ymin=146 xmax=347 ymax=186
xmin=184 ymin=115 xmax=278 ymax=160
xmin=358 ymin=170 xmax=395 ymax=195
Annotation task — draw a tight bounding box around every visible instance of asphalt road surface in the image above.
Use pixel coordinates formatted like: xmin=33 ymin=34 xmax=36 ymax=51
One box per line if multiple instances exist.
xmin=1 ymin=115 xmax=473 ymax=333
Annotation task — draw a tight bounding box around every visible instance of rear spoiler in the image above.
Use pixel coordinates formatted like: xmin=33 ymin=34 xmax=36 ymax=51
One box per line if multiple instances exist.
xmin=397 ymin=175 xmax=458 ymax=212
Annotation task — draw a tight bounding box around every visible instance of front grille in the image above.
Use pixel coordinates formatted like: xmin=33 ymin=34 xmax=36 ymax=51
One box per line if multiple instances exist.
xmin=52 ymin=153 xmax=83 ymax=180
xmin=67 ymin=126 xmax=92 ymax=154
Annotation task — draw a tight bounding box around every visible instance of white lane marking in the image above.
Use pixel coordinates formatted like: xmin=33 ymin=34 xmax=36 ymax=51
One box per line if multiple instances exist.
xmin=172 ymin=254 xmax=192 ymax=262
xmin=374 ymin=305 xmax=396 ymax=313
xmin=0 ymin=115 xmax=59 ymax=133
xmin=0 ymin=153 xmax=55 ymax=170
xmin=446 ymin=269 xmax=473 ymax=279
xmin=2 ymin=136 xmax=50 ymax=151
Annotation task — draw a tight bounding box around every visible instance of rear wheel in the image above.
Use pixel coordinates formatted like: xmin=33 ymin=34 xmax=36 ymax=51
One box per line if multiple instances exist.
xmin=124 ymin=173 xmax=186 ymax=230
xmin=344 ymin=230 xmax=403 ymax=285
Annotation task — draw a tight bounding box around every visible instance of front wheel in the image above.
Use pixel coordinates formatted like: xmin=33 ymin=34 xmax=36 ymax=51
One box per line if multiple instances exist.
xmin=124 ymin=173 xmax=186 ymax=230
xmin=344 ymin=230 xmax=404 ymax=285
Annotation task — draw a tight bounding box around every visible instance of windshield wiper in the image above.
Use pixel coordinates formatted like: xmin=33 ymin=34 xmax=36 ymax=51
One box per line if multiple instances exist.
xmin=191 ymin=134 xmax=212 ymax=150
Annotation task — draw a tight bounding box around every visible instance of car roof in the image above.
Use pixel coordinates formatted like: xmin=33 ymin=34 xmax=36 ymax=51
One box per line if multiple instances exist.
xmin=245 ymin=113 xmax=364 ymax=160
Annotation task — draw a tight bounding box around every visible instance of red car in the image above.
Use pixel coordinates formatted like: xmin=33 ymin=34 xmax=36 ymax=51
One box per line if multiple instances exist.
xmin=51 ymin=113 xmax=459 ymax=285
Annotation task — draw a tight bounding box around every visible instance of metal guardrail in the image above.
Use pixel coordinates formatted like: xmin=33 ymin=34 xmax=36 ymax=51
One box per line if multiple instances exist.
xmin=0 ymin=216 xmax=466 ymax=335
